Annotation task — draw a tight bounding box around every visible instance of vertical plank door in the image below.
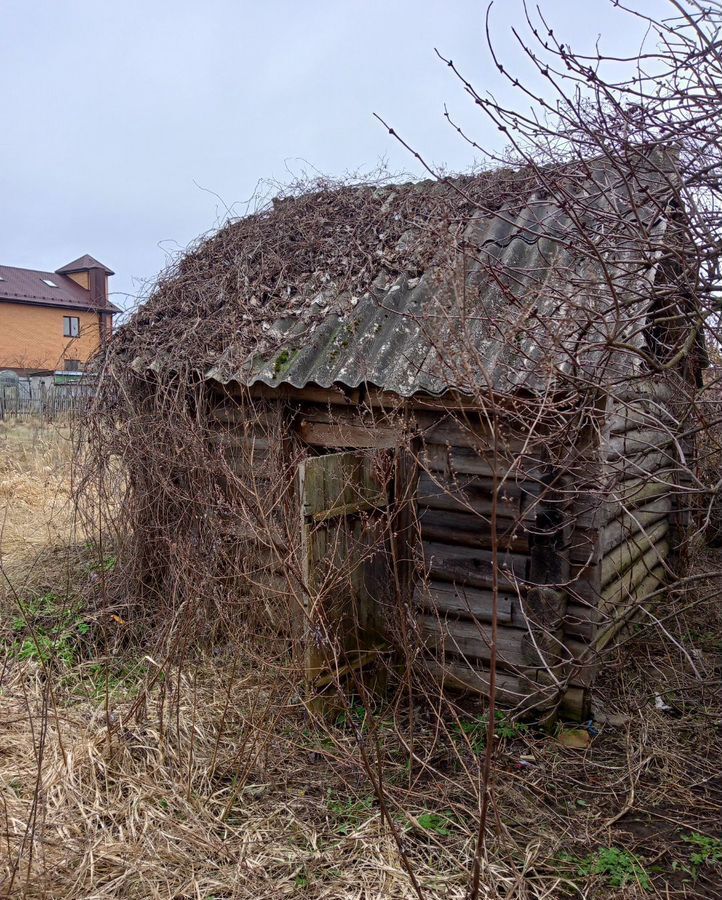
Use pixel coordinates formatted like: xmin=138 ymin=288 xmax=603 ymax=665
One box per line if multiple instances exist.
xmin=298 ymin=450 xmax=393 ymax=705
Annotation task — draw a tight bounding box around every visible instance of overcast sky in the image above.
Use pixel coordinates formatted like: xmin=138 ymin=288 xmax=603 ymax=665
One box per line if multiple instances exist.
xmin=1 ymin=0 xmax=668 ymax=311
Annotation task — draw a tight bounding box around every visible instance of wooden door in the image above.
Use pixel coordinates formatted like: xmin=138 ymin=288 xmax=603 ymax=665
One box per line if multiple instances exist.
xmin=299 ymin=450 xmax=394 ymax=700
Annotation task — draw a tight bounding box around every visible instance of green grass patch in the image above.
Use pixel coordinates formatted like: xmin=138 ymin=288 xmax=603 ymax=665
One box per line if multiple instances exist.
xmin=557 ymin=847 xmax=651 ymax=891
xmin=676 ymin=832 xmax=722 ymax=881
xmin=326 ymin=792 xmax=374 ymax=835
xmin=3 ymin=592 xmax=90 ymax=668
xmin=455 ymin=710 xmax=528 ymax=752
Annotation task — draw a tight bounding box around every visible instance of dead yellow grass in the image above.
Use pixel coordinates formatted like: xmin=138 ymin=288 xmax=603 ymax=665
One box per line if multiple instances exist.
xmin=0 ymin=423 xmax=720 ymax=898
xmin=0 ymin=419 xmax=75 ymax=571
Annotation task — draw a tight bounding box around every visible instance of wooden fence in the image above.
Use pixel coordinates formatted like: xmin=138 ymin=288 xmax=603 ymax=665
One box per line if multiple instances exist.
xmin=0 ymin=383 xmax=92 ymax=421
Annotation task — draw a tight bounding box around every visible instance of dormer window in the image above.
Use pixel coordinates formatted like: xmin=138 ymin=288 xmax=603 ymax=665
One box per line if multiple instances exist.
xmin=42 ymin=278 xmax=58 ymax=287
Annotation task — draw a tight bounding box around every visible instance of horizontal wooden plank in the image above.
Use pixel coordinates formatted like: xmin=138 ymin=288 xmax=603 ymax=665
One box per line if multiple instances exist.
xmin=207 ymin=428 xmax=270 ymax=446
xmin=310 ymin=494 xmax=388 ymax=522
xmin=599 ymin=508 xmax=670 ymax=558
xmin=594 ymin=565 xmax=667 ymax=652
xmin=564 ymin=600 xmax=597 ymax=641
xmin=421 ymin=658 xmax=589 ymax=720
xmin=574 ymin=479 xmax=674 ymax=529
xmin=604 ymin=449 xmax=681 ymax=483
xmin=609 ymin=379 xmax=676 ymax=405
xmin=419 ymin=508 xmax=529 ymax=553
xmin=608 ymin=408 xmax=663 ymax=436
xmin=417 ymin=613 xmax=526 ymax=668
xmin=570 ymin=499 xmax=671 ymax=565
xmin=606 ymin=475 xmax=676 ymax=510
xmin=297 ymin=420 xmax=400 ymax=449
xmin=300 ymin=404 xmax=402 ymax=426
xmin=422 ymin=540 xmax=528 ymax=587
xmin=417 ymin=615 xmax=588 ymax=687
xmin=603 ymin=429 xmax=675 ymax=461
xmin=413 ymin=413 xmax=528 ymax=454
xmin=241 ymin=382 xmax=361 ymax=406
xmin=420 ymin=444 xmax=509 ymax=479
xmin=417 ymin=471 xmax=523 ymax=519
xmin=600 ymin=520 xmax=669 ymax=587
xmin=607 ymin=389 xmax=677 ymax=434
xmin=207 ymin=431 xmax=272 ymax=464
xmin=420 ymin=524 xmax=528 ymax=554
xmin=207 ymin=405 xmax=253 ymax=425
xmin=600 ymin=539 xmax=670 ymax=613
xmin=417 ymin=614 xmax=584 ymax=669
xmin=420 ymin=659 xmax=529 ymax=706
xmin=414 ymin=580 xmax=514 ymax=624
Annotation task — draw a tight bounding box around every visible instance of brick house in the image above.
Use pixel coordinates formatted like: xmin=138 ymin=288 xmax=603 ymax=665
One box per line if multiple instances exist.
xmin=0 ymin=254 xmax=119 ymax=375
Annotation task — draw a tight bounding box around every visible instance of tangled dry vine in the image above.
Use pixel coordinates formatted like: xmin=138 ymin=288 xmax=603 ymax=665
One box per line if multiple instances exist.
xmin=2 ymin=2 xmax=721 ymax=898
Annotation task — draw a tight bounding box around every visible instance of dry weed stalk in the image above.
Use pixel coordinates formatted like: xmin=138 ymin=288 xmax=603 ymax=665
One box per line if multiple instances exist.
xmin=2 ymin=2 xmax=721 ymax=897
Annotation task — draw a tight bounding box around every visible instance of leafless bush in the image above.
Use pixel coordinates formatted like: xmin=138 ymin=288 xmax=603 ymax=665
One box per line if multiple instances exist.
xmin=4 ymin=2 xmax=720 ymax=897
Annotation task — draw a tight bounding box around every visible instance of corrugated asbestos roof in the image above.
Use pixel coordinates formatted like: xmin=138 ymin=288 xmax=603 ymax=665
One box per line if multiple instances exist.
xmin=200 ymin=159 xmax=672 ymax=398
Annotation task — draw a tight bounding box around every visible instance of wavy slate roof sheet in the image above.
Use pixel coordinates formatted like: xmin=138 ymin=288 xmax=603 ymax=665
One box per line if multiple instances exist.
xmin=200 ymin=157 xmax=672 ymax=398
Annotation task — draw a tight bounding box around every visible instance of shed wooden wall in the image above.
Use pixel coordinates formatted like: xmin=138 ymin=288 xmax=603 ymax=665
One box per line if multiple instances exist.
xmin=568 ymin=381 xmax=684 ymax=657
xmin=203 ymin=379 xmax=687 ymax=721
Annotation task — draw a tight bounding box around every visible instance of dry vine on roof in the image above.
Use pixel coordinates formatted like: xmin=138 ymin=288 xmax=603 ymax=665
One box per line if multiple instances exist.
xmin=108 ymin=168 xmax=539 ymax=372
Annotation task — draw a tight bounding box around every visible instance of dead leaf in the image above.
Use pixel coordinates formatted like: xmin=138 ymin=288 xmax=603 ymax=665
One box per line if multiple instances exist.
xmin=557 ymin=729 xmax=591 ymax=749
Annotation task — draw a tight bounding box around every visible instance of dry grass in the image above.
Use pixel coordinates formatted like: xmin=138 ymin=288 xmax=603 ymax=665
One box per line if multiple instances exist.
xmin=1 ymin=424 xmax=720 ymax=899
xmin=0 ymin=420 xmax=75 ymax=571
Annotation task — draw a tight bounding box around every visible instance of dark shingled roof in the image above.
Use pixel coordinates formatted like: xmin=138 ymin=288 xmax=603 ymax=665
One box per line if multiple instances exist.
xmin=0 ymin=261 xmax=120 ymax=313
xmin=56 ymin=255 xmax=115 ymax=276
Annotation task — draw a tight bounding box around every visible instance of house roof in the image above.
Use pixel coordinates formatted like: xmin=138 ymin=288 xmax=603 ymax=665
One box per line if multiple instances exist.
xmin=124 ymin=149 xmax=681 ymax=398
xmin=0 ymin=261 xmax=120 ymax=313
xmin=56 ymin=255 xmax=115 ymax=275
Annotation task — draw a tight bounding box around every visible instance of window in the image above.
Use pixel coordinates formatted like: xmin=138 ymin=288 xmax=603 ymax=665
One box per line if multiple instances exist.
xmin=64 ymin=359 xmax=82 ymax=372
xmin=63 ymin=316 xmax=80 ymax=338
xmin=42 ymin=278 xmax=58 ymax=287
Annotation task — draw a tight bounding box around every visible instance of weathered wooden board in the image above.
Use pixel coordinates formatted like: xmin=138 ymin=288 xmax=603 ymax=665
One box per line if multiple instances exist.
xmin=419 ymin=508 xmax=529 ymax=553
xmin=603 ymin=429 xmax=675 ymax=460
xmin=568 ymin=499 xmax=671 ymax=565
xmin=300 ymin=451 xmax=389 ymax=519
xmin=599 ymin=507 xmax=670 ymax=558
xmin=298 ymin=420 xmax=401 ymax=449
xmin=420 ymin=444 xmax=508 ymax=478
xmin=299 ymin=451 xmax=392 ymax=688
xmin=417 ymin=614 xmax=587 ymax=676
xmin=421 ymin=659 xmax=529 ymax=706
xmin=599 ymin=539 xmax=670 ymax=614
xmin=422 ymin=658 xmax=589 ymax=720
xmin=422 ymin=540 xmax=527 ymax=591
xmin=413 ymin=413 xmax=528 ymax=454
xmin=414 ymin=579 xmax=514 ymax=624
xmin=594 ymin=564 xmax=667 ymax=651
xmin=417 ymin=613 xmax=527 ymax=668
xmin=564 ymin=600 xmax=597 ymax=641
xmin=600 ymin=519 xmax=669 ymax=587
xmin=417 ymin=471 xmax=522 ymax=520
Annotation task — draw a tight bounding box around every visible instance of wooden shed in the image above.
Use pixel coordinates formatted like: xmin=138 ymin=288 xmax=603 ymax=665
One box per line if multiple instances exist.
xmin=111 ymin=152 xmax=702 ymax=720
